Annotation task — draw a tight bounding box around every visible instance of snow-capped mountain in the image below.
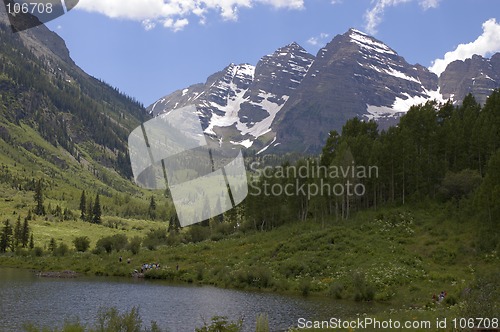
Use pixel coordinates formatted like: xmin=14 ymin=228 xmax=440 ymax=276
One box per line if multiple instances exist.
xmin=149 ymin=28 xmax=500 ymax=154
xmin=149 ymin=42 xmax=314 ymax=152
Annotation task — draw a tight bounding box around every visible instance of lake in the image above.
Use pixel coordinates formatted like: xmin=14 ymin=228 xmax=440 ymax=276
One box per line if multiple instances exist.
xmin=0 ymin=268 xmax=381 ymax=331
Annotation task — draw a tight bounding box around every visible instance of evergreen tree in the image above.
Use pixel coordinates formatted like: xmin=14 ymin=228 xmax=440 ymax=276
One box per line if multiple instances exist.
xmin=21 ymin=217 xmax=30 ymax=248
xmin=0 ymin=220 xmax=13 ymax=252
xmin=33 ymin=179 xmax=45 ymax=215
xmin=13 ymin=216 xmax=22 ymax=248
xmin=48 ymin=238 xmax=56 ymax=252
xmin=92 ymin=194 xmax=102 ymax=224
xmin=79 ymin=190 xmax=86 ymax=220
xmin=86 ymin=201 xmax=93 ymax=223
xmin=29 ymin=233 xmax=34 ymax=249
xmin=168 ymin=213 xmax=181 ymax=233
xmin=148 ymin=195 xmax=156 ymax=220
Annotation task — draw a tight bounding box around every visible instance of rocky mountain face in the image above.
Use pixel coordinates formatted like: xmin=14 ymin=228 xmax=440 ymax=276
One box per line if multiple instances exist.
xmin=150 ymin=28 xmax=500 ymax=154
xmin=439 ymin=53 xmax=500 ymax=105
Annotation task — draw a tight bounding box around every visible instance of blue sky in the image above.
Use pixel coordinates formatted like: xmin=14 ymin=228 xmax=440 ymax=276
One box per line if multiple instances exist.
xmin=46 ymin=0 xmax=500 ymax=106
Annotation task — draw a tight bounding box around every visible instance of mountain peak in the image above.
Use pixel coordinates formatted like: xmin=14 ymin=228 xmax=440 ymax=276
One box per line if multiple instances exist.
xmin=275 ymin=41 xmax=308 ymax=55
xmin=345 ymin=28 xmax=397 ymax=55
xmin=347 ymin=28 xmax=369 ymax=36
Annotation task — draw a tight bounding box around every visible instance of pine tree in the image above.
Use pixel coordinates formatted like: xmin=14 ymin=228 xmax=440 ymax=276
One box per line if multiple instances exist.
xmin=0 ymin=220 xmax=13 ymax=252
xmin=29 ymin=233 xmax=34 ymax=249
xmin=86 ymin=201 xmax=93 ymax=223
xmin=13 ymin=216 xmax=22 ymax=248
xmin=22 ymin=217 xmax=30 ymax=248
xmin=92 ymin=194 xmax=102 ymax=224
xmin=34 ymin=179 xmax=45 ymax=215
xmin=48 ymin=238 xmax=56 ymax=252
xmin=79 ymin=190 xmax=86 ymax=220
xmin=148 ymin=196 xmax=156 ymax=220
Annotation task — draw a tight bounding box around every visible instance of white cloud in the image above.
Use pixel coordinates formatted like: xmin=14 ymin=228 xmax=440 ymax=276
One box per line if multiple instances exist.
xmin=142 ymin=19 xmax=156 ymax=31
xmin=419 ymin=0 xmax=440 ymax=10
xmin=429 ymin=18 xmax=500 ymax=76
xmin=77 ymin=0 xmax=304 ymax=31
xmin=364 ymin=0 xmax=441 ymax=35
xmin=307 ymin=32 xmax=330 ymax=46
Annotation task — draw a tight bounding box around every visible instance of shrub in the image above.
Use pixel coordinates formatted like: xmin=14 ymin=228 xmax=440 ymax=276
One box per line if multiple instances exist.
xmin=73 ymin=236 xmax=90 ymax=252
xmin=143 ymin=227 xmax=168 ymax=250
xmin=186 ymin=225 xmax=210 ymax=243
xmin=54 ymin=243 xmax=69 ymax=257
xmin=96 ymin=307 xmax=141 ymax=331
xmin=352 ymin=271 xmax=376 ymax=302
xmin=328 ymin=282 xmax=345 ymax=299
xmin=128 ymin=236 xmax=141 ymax=255
xmin=196 ymin=316 xmax=242 ymax=332
xmin=32 ymin=246 xmax=44 ymax=257
xmin=299 ymin=278 xmax=311 ymax=297
xmin=255 ymin=313 xmax=270 ymax=332
xmin=95 ymin=234 xmax=128 ymax=254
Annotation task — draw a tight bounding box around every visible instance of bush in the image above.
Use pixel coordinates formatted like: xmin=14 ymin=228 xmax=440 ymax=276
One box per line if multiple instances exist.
xmin=299 ymin=278 xmax=311 ymax=297
xmin=128 ymin=236 xmax=141 ymax=255
xmin=73 ymin=236 xmax=90 ymax=252
xmin=186 ymin=225 xmax=210 ymax=243
xmin=23 ymin=307 xmax=161 ymax=332
xmin=95 ymin=234 xmax=129 ymax=254
xmin=352 ymin=271 xmax=376 ymax=302
xmin=32 ymin=246 xmax=44 ymax=257
xmin=328 ymin=282 xmax=345 ymax=299
xmin=196 ymin=316 xmax=242 ymax=332
xmin=255 ymin=313 xmax=270 ymax=332
xmin=54 ymin=243 xmax=69 ymax=257
xmin=143 ymin=228 xmax=168 ymax=250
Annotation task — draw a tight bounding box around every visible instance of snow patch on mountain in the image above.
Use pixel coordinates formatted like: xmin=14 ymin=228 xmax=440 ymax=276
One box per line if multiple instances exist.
xmin=237 ymin=92 xmax=289 ymax=138
xmin=366 ymin=88 xmax=446 ymax=120
xmin=349 ymin=29 xmax=396 ymax=55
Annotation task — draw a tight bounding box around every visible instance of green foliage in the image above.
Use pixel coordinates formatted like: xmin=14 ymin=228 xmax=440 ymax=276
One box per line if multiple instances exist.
xmin=29 ymin=233 xmax=34 ymax=249
xmin=0 ymin=219 xmax=13 ymax=252
xmin=32 ymin=246 xmax=44 ymax=257
xmin=48 ymin=238 xmax=57 ymax=253
xmin=79 ymin=191 xmax=86 ymax=220
xmin=352 ymin=271 xmax=375 ymax=302
xmin=195 ymin=316 xmax=242 ymax=332
xmin=128 ymin=236 xmax=141 ymax=255
xmin=148 ymin=196 xmax=156 ymax=220
xmin=142 ymin=228 xmax=168 ymax=250
xmin=255 ymin=313 xmax=270 ymax=332
xmin=95 ymin=234 xmax=128 ymax=254
xmin=438 ymin=169 xmax=482 ymax=201
xmin=23 ymin=307 xmax=162 ymax=332
xmin=73 ymin=236 xmax=91 ymax=252
xmin=33 ymin=179 xmax=45 ymax=216
xmin=186 ymin=225 xmax=210 ymax=243
xmin=54 ymin=243 xmax=69 ymax=257
xmin=460 ymin=270 xmax=500 ymax=319
xmin=92 ymin=194 xmax=102 ymax=224
xmin=299 ymin=278 xmax=311 ymax=296
xmin=328 ymin=282 xmax=345 ymax=299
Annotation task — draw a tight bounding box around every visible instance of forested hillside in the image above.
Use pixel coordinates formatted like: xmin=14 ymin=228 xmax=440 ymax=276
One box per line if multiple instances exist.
xmin=0 ymin=18 xmax=179 ymax=235
xmin=244 ymin=92 xmax=499 ymax=252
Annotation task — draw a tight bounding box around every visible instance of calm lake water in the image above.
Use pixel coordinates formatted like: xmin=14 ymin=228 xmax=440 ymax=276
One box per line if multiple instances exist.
xmin=0 ymin=268 xmax=381 ymax=331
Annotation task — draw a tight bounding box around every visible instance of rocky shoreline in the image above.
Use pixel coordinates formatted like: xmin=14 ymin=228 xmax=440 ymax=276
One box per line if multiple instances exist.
xmin=35 ymin=270 xmax=78 ymax=278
